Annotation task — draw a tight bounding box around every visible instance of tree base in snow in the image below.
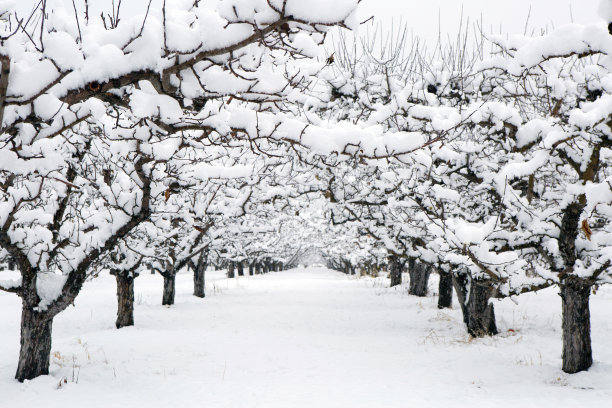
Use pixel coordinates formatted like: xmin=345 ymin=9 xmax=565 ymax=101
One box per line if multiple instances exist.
xmin=16 ymin=308 xmax=53 ymax=382
xmin=561 ymin=277 xmax=592 ymax=373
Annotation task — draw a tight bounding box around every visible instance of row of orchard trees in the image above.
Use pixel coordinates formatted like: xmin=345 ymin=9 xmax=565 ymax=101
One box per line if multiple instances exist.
xmin=0 ymin=0 xmax=378 ymax=382
xmin=1 ymin=0 xmax=611 ymax=383
xmin=318 ymin=17 xmax=612 ymax=374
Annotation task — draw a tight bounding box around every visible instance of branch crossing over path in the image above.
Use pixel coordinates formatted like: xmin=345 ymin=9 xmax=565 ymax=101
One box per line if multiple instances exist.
xmin=1 ymin=267 xmax=611 ymax=407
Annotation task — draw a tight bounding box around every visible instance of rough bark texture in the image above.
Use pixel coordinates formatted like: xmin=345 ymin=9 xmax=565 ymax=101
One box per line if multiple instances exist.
xmin=561 ymin=277 xmax=592 ymax=373
xmin=388 ymin=255 xmax=402 ymax=287
xmin=227 ymin=262 xmax=235 ymax=278
xmin=408 ymin=261 xmax=430 ymax=297
xmin=237 ymin=262 xmax=244 ymax=276
xmin=437 ymin=271 xmax=453 ymax=309
xmin=16 ymin=307 xmax=53 ymax=382
xmin=453 ymin=273 xmax=497 ymax=337
xmin=558 ymin=203 xmax=582 ymax=267
xmin=557 ymin=202 xmax=593 ymax=373
xmin=453 ymin=272 xmax=470 ymax=326
xmin=113 ymin=271 xmax=136 ymax=328
xmin=162 ymin=273 xmax=176 ymax=306
xmin=193 ymin=258 xmax=207 ymax=298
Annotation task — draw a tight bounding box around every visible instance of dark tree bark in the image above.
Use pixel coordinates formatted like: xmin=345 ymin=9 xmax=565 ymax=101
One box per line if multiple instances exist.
xmin=561 ymin=277 xmax=592 ymax=373
xmin=162 ymin=272 xmax=176 ymax=305
xmin=193 ymin=254 xmax=207 ymax=298
xmin=248 ymin=262 xmax=254 ymax=276
xmin=388 ymin=255 xmax=402 ymax=287
xmin=255 ymin=263 xmax=261 ymax=274
xmin=279 ymin=262 xmax=283 ymax=271
xmin=237 ymin=261 xmax=244 ymax=276
xmin=556 ymin=202 xmax=593 ymax=373
xmin=437 ymin=270 xmax=453 ymax=309
xmin=408 ymin=261 xmax=430 ymax=297
xmin=111 ymin=270 xmax=137 ymax=329
xmin=453 ymin=272 xmax=497 ymax=337
xmin=16 ymin=307 xmax=53 ymax=382
xmin=453 ymin=272 xmax=470 ymax=326
xmin=227 ymin=262 xmax=235 ymax=278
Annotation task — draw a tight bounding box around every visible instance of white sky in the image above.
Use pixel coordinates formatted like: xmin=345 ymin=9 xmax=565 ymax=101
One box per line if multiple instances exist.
xmin=356 ymin=0 xmax=602 ymax=45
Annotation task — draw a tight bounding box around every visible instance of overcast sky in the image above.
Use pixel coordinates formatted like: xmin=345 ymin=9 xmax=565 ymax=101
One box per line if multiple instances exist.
xmin=356 ymin=0 xmax=602 ymax=44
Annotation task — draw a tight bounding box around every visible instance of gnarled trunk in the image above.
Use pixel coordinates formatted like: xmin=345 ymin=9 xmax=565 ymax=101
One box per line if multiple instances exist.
xmin=162 ymin=272 xmax=176 ymax=305
xmin=193 ymin=258 xmax=207 ymax=298
xmin=408 ymin=261 xmax=430 ymax=297
xmin=16 ymin=307 xmax=53 ymax=382
xmin=113 ymin=271 xmax=136 ymax=328
xmin=453 ymin=272 xmax=497 ymax=337
xmin=561 ymin=277 xmax=592 ymax=373
xmin=437 ymin=270 xmax=453 ymax=309
xmin=556 ymin=203 xmax=593 ymax=373
xmin=388 ymin=255 xmax=402 ymax=287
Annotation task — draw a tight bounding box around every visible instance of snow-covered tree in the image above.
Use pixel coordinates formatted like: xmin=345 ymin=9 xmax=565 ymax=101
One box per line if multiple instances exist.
xmin=0 ymin=0 xmax=365 ymax=381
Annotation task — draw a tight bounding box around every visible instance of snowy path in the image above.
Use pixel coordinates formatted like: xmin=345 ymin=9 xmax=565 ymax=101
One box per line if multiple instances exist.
xmin=1 ymin=267 xmax=611 ymax=407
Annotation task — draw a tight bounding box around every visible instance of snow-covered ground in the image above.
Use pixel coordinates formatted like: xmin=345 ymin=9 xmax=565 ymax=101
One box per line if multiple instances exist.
xmin=1 ymin=267 xmax=611 ymax=407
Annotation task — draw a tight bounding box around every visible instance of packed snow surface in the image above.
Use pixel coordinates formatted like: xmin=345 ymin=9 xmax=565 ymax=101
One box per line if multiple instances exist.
xmin=0 ymin=267 xmax=611 ymax=407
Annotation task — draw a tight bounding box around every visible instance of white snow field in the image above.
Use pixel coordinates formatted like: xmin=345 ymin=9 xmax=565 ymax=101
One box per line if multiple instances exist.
xmin=1 ymin=267 xmax=611 ymax=407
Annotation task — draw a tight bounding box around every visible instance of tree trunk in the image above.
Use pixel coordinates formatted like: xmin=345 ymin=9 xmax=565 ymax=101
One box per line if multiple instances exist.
xmin=408 ymin=261 xmax=430 ymax=297
xmin=227 ymin=262 xmax=235 ymax=278
xmin=162 ymin=272 xmax=176 ymax=306
xmin=249 ymin=262 xmax=254 ymax=276
xmin=255 ymin=263 xmax=261 ymax=274
xmin=453 ymin=272 xmax=497 ymax=337
xmin=16 ymin=307 xmax=53 ymax=382
xmin=114 ymin=271 xmax=135 ymax=328
xmin=279 ymin=262 xmax=283 ymax=271
xmin=388 ymin=255 xmax=402 ymax=287
xmin=237 ymin=261 xmax=244 ymax=276
xmin=453 ymin=272 xmax=470 ymax=326
xmin=437 ymin=270 xmax=453 ymax=309
xmin=193 ymin=258 xmax=207 ymax=298
xmin=561 ymin=277 xmax=592 ymax=373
